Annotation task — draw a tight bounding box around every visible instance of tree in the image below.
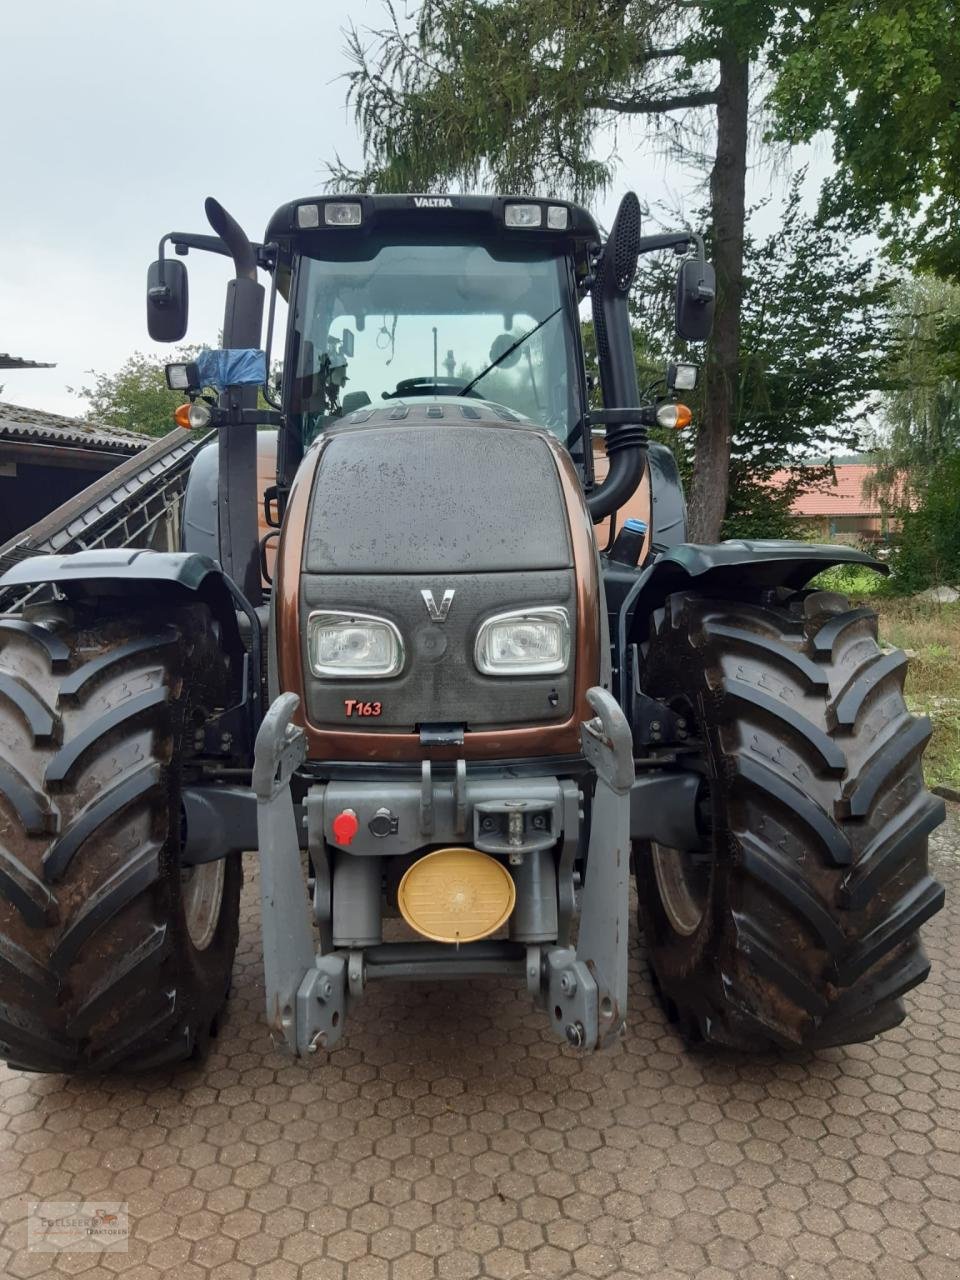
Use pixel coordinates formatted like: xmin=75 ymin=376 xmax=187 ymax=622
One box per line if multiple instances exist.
xmin=891 ymin=455 xmax=960 ymax=591
xmin=630 ymin=178 xmax=895 ymax=537
xmin=331 ymin=0 xmax=777 ymax=539
xmin=770 ymin=0 xmax=960 ymax=281
xmin=73 ymin=346 xmax=206 ymax=438
xmin=867 ymin=276 xmax=960 ymax=588
xmin=872 ymin=276 xmax=960 ymax=492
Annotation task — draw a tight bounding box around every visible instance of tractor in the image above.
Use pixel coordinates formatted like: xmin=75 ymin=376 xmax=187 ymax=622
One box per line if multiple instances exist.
xmin=0 ymin=191 xmax=944 ymax=1072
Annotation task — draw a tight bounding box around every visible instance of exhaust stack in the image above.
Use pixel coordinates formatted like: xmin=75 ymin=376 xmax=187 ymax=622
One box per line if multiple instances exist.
xmin=586 ymin=192 xmax=646 ymax=523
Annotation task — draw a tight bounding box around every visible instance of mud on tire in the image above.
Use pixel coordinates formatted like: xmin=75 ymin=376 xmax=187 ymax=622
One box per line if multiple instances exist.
xmin=636 ymin=588 xmax=945 ymax=1051
xmin=0 ymin=603 xmax=241 ymax=1073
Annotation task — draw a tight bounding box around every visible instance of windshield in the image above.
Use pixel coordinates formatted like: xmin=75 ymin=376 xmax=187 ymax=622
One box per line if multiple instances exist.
xmin=287 ymin=240 xmax=585 ymax=453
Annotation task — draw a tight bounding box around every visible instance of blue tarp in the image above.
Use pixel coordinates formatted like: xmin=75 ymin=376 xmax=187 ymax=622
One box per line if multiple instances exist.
xmin=195 ymin=348 xmax=267 ymax=391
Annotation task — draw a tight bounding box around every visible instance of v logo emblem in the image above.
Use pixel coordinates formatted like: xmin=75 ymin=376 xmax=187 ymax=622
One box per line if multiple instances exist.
xmin=421 ymin=588 xmax=455 ymax=622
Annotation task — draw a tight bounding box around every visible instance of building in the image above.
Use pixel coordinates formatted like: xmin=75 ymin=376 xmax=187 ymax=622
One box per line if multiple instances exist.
xmin=770 ymin=462 xmax=899 ymax=542
xmin=0 ymin=402 xmax=149 ymax=545
xmin=0 ymin=353 xmax=56 ymax=373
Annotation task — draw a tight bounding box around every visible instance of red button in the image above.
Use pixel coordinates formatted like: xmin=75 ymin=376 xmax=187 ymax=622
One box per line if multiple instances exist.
xmin=332 ymin=809 xmax=360 ymax=846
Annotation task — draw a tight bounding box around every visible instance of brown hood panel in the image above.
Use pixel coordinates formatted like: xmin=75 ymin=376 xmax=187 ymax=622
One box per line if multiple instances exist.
xmin=274 ymin=423 xmax=600 ymax=762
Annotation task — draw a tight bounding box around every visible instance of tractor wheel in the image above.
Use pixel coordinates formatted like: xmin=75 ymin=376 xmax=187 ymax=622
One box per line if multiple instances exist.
xmin=635 ymin=588 xmax=945 ymax=1051
xmin=0 ymin=603 xmax=241 ymax=1073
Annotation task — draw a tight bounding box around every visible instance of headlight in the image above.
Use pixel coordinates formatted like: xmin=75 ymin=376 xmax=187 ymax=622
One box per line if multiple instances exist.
xmin=307 ymin=611 xmax=404 ymax=678
xmin=475 ymin=607 xmax=570 ymax=676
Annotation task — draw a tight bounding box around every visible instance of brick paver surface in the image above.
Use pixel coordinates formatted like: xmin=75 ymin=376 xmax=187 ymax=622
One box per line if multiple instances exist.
xmin=2 ymin=809 xmax=958 ymax=1280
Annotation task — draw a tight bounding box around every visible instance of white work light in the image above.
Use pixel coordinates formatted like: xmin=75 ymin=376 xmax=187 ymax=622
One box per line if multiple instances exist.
xmin=475 ymin=608 xmax=569 ymax=676
xmin=667 ymin=361 xmax=698 ymax=391
xmin=324 ymin=202 xmax=363 ymax=227
xmin=165 ymin=362 xmax=199 ymax=391
xmin=308 ymin=611 xmax=404 ymax=678
xmin=296 ymin=204 xmax=321 ymax=229
xmin=504 ymin=203 xmax=543 ymax=228
xmin=546 ymin=206 xmax=569 ymax=230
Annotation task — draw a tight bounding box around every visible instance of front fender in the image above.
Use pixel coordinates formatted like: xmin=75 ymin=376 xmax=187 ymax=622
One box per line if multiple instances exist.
xmin=0 ymin=548 xmax=249 ymax=689
xmin=615 ymin=539 xmax=887 ymax=700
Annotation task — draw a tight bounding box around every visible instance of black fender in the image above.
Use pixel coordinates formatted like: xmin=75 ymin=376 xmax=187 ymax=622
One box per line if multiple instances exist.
xmin=615 ymin=539 xmax=887 ymax=703
xmin=0 ymin=549 xmax=254 ymax=716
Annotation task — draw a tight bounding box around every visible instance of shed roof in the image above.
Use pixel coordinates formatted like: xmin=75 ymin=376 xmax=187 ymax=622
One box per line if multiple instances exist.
xmin=0 ymin=402 xmax=149 ymax=455
xmin=0 ymin=354 xmax=56 ymax=371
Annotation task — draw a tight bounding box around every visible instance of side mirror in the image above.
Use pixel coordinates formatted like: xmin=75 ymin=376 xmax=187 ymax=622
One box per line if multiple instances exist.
xmin=341 ymin=328 xmax=355 ymax=358
xmin=147 ymin=258 xmax=189 ymax=342
xmin=675 ymin=258 xmax=716 ymax=342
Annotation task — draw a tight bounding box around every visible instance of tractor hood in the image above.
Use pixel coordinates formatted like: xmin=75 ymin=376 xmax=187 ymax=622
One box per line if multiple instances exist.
xmin=304 ymin=400 xmax=571 ymax=575
xmin=276 ymin=401 xmax=601 ymax=757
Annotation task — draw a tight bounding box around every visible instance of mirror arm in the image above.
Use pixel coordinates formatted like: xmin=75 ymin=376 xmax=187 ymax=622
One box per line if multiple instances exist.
xmin=150 ymin=234 xmax=174 ymax=300
xmin=261 ymin=251 xmax=282 ymax=410
xmin=640 ymin=231 xmax=701 ymax=256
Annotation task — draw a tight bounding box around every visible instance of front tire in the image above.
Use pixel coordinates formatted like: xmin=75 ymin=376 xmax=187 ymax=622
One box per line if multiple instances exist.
xmin=0 ymin=603 xmax=241 ymax=1073
xmin=636 ymin=589 xmax=945 ymax=1051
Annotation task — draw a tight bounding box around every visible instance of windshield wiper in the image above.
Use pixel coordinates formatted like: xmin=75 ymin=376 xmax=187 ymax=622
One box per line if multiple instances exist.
xmin=457 ymin=306 xmax=563 ymax=398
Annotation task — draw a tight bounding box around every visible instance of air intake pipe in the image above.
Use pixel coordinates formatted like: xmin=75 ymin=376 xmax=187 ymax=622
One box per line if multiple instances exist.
xmin=586 ymin=192 xmax=647 ymax=523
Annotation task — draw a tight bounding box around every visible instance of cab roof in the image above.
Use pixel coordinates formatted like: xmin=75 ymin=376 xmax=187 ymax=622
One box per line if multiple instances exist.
xmin=264 ymin=193 xmax=600 ymax=250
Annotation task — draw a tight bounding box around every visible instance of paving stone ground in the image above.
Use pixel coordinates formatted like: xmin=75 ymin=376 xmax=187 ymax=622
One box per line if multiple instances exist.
xmin=1 ymin=809 xmax=958 ymax=1280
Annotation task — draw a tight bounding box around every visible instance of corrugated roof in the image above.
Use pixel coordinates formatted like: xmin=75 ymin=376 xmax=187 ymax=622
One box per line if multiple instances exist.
xmin=0 ymin=402 xmax=149 ymax=454
xmin=0 ymin=354 xmax=56 ymax=371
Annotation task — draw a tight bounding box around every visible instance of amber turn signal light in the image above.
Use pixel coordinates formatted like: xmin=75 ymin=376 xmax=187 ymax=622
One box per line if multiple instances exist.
xmin=656 ymin=402 xmax=693 ymax=430
xmin=173 ymin=401 xmax=213 ymax=430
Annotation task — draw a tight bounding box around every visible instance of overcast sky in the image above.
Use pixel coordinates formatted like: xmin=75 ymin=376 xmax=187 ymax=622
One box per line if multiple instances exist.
xmin=1 ymin=0 xmax=830 ymax=418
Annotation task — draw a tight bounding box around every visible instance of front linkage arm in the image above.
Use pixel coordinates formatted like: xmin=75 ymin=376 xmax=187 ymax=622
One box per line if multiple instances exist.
xmin=253 ymin=688 xmax=635 ymax=1056
xmin=253 ymin=694 xmax=349 ymax=1055
xmin=546 ymin=688 xmax=635 ymax=1050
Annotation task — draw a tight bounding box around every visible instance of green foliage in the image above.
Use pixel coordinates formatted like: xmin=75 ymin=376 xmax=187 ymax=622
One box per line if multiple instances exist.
xmin=330 ymin=0 xmax=725 ymax=198
xmin=808 ymin=562 xmax=887 ymax=598
xmin=889 ymin=453 xmax=960 ymax=592
xmin=770 ymin=0 xmax=960 ymax=280
xmin=870 ymin=276 xmax=960 ymax=502
xmin=863 ymin=275 xmax=960 ymax=593
xmin=629 ymin=178 xmax=895 ymax=536
xmin=721 ymin=467 xmax=803 ymax=540
xmin=580 ymin=319 xmax=660 ymax=403
xmin=73 ymin=346 xmax=206 ymax=439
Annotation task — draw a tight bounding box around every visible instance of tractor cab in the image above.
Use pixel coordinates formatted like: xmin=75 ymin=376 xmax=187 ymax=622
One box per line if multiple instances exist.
xmin=154 ymin=192 xmax=715 ymax=600
xmin=266 ymin=195 xmax=600 ymax=495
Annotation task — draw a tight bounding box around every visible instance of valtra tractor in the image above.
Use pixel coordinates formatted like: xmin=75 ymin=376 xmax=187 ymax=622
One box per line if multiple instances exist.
xmin=0 ymin=192 xmax=944 ymax=1073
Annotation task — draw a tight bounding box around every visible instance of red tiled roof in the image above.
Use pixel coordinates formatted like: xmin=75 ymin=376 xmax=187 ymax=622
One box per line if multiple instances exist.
xmin=769 ymin=463 xmax=883 ymax=517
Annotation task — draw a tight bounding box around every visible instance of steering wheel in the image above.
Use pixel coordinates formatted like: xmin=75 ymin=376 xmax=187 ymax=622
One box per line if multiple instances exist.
xmin=382 ymin=376 xmax=481 ymax=399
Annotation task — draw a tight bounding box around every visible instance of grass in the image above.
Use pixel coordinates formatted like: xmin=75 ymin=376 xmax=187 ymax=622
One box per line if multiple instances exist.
xmin=805 ymin=564 xmax=959 ymax=790
xmin=869 ymin=597 xmax=960 ymax=792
